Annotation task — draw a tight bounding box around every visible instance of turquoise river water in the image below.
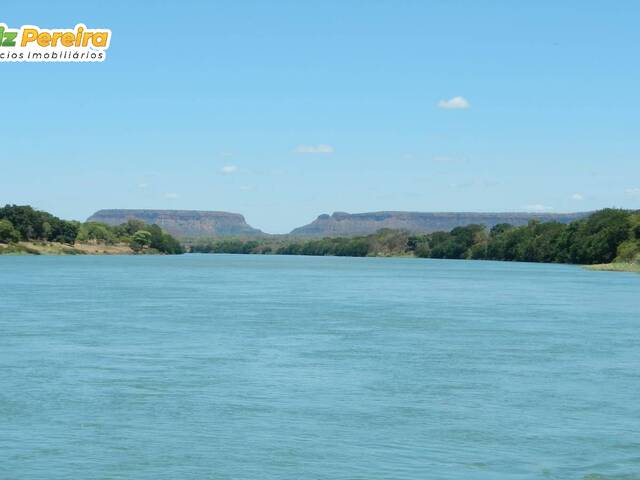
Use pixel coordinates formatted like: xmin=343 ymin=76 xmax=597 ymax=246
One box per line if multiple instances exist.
xmin=1 ymin=255 xmax=639 ymax=479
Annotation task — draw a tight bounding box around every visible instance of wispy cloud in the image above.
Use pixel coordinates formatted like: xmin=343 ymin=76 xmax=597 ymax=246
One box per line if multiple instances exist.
xmin=625 ymin=188 xmax=640 ymax=197
xmin=295 ymin=144 xmax=334 ymax=154
xmin=164 ymin=192 xmax=180 ymax=199
xmin=523 ymin=204 xmax=554 ymax=212
xmin=571 ymin=193 xmax=584 ymax=201
xmin=437 ymin=96 xmax=470 ymax=109
xmin=220 ymin=165 xmax=238 ymax=174
xmin=240 ymin=185 xmax=253 ymax=191
xmin=138 ymin=182 xmax=149 ymax=189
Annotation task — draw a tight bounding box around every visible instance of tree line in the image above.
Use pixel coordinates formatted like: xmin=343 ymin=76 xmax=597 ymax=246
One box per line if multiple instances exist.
xmin=5 ymin=205 xmax=636 ymax=263
xmin=0 ymin=205 xmax=184 ymax=254
xmin=413 ymin=208 xmax=639 ymax=264
xmin=191 ymin=209 xmax=640 ymax=265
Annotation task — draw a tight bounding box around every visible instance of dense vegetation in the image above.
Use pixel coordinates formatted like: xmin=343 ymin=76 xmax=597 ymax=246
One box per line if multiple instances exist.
xmin=4 ymin=205 xmax=638 ymax=264
xmin=0 ymin=205 xmax=184 ymax=254
xmin=0 ymin=205 xmax=79 ymax=244
xmin=409 ymin=209 xmax=639 ymax=264
xmin=78 ymin=218 xmax=184 ymax=254
xmin=191 ymin=209 xmax=640 ymax=266
xmin=190 ymin=229 xmax=408 ymax=257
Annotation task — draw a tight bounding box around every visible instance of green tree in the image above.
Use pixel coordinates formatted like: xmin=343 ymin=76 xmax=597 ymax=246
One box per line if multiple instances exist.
xmin=615 ymin=240 xmax=640 ymax=263
xmin=130 ymin=230 xmax=152 ymax=253
xmin=569 ymin=209 xmax=631 ymax=264
xmin=77 ymin=222 xmax=116 ymax=244
xmin=42 ymin=221 xmax=53 ymax=240
xmin=0 ymin=219 xmax=20 ymax=243
xmin=629 ymin=214 xmax=640 ymax=240
xmin=114 ymin=219 xmax=146 ymax=237
xmin=55 ymin=220 xmax=80 ymax=245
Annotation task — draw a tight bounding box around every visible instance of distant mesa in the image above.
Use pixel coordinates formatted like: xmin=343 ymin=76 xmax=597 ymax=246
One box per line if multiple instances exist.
xmin=289 ymin=211 xmax=591 ymax=237
xmin=88 ymin=208 xmax=593 ymax=239
xmin=87 ymin=209 xmax=264 ymax=238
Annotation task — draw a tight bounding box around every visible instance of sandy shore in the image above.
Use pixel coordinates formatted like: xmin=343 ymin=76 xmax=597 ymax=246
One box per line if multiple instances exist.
xmin=0 ymin=242 xmax=135 ymax=255
xmin=586 ymin=262 xmax=640 ymax=273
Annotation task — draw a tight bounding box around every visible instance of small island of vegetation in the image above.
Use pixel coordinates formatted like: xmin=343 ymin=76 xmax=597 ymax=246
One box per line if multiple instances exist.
xmin=0 ymin=205 xmax=184 ymax=255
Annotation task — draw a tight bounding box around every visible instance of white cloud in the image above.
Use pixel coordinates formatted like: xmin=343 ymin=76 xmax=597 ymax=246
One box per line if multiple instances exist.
xmin=625 ymin=188 xmax=640 ymax=197
xmin=164 ymin=192 xmax=179 ymax=199
xmin=295 ymin=144 xmax=334 ymax=154
xmin=523 ymin=204 xmax=554 ymax=212
xmin=221 ymin=165 xmax=238 ymax=174
xmin=240 ymin=185 xmax=253 ymax=191
xmin=138 ymin=183 xmax=149 ymax=189
xmin=571 ymin=193 xmax=584 ymax=201
xmin=437 ymin=96 xmax=470 ymax=109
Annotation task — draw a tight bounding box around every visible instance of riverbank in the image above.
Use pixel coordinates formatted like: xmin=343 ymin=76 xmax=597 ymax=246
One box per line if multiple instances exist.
xmin=1 ymin=205 xmax=185 ymax=255
xmin=0 ymin=241 xmax=135 ymax=255
xmin=585 ymin=262 xmax=640 ymax=273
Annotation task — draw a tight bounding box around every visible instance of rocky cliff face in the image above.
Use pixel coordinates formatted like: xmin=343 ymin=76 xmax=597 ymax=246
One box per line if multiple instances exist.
xmin=289 ymin=211 xmax=591 ymax=237
xmin=87 ymin=209 xmax=264 ymax=238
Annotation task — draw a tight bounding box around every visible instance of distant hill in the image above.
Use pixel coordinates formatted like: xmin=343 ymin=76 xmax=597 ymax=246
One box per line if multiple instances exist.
xmin=88 ymin=209 xmax=593 ymax=239
xmin=289 ymin=211 xmax=591 ymax=237
xmin=87 ymin=209 xmax=264 ymax=238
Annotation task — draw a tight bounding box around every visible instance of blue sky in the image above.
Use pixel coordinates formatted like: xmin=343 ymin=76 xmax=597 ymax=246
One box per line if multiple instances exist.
xmin=2 ymin=1 xmax=639 ymax=233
